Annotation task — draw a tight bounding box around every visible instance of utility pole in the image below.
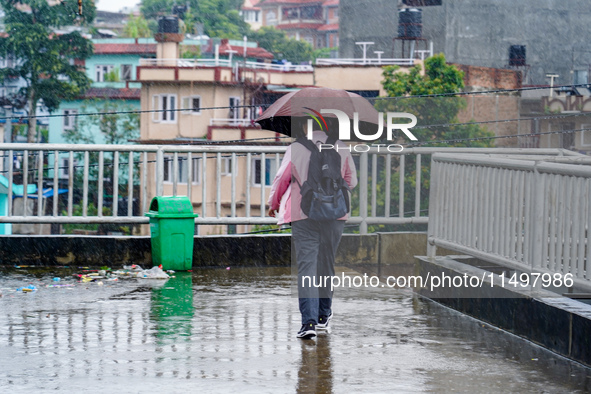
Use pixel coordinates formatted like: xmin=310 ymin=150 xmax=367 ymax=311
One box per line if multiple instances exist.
xmin=3 ymin=105 xmax=12 ymax=174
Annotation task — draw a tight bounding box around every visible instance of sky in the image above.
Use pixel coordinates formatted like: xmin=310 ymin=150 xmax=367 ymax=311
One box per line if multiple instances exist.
xmin=96 ymin=0 xmax=139 ymax=13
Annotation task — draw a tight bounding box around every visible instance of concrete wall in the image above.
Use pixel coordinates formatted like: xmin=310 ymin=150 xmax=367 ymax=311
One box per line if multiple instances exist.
xmin=141 ymin=82 xmax=246 ymax=141
xmin=340 ymin=0 xmax=591 ymax=85
xmin=416 ymin=255 xmax=591 ymax=368
xmin=0 ymin=232 xmax=452 ymax=269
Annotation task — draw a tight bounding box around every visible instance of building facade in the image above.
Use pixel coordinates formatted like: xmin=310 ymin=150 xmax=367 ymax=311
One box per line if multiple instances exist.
xmin=245 ymin=0 xmax=339 ymax=49
xmin=339 ymin=0 xmax=591 ymax=85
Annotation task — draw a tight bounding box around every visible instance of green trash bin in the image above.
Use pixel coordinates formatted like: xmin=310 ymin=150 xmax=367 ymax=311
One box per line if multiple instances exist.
xmin=145 ymin=196 xmax=198 ymax=271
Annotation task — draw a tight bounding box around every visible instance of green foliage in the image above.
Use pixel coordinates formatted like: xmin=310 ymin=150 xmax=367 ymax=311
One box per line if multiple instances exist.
xmin=251 ymin=224 xmax=291 ymax=234
xmin=312 ymin=47 xmax=335 ymax=62
xmin=61 ymin=202 xmax=111 ymax=234
xmin=123 ymin=14 xmax=152 ymax=38
xmin=141 ymin=0 xmax=249 ymax=40
xmin=0 ymin=0 xmax=95 ymax=142
xmin=250 ymin=27 xmax=313 ymax=63
xmin=63 ymin=99 xmax=139 ymax=145
xmin=354 ymin=54 xmax=496 ymax=232
xmin=104 ymin=67 xmax=120 ymax=82
xmin=378 ymin=54 xmax=494 ymax=147
xmin=62 ymin=100 xmax=140 ymax=234
xmin=180 ymin=45 xmax=201 ymax=59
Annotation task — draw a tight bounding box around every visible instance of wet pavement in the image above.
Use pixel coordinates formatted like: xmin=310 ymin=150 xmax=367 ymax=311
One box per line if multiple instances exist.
xmin=1 ymin=266 xmax=590 ymax=393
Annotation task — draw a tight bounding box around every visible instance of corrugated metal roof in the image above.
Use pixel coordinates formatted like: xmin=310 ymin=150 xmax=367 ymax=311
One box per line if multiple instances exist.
xmin=81 ymin=88 xmax=141 ymax=100
xmin=94 ymin=43 xmax=157 ymax=55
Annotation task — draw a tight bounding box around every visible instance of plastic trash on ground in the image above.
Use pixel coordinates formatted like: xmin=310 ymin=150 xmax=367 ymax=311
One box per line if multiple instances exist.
xmin=140 ymin=266 xmax=170 ymax=279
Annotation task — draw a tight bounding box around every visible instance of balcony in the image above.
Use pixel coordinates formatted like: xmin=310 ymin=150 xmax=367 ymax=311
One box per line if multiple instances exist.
xmin=137 ymin=58 xmax=314 ymax=85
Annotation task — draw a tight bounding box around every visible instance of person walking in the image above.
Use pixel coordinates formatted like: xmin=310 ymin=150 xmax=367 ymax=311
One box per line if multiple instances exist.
xmin=268 ymin=127 xmax=357 ymax=339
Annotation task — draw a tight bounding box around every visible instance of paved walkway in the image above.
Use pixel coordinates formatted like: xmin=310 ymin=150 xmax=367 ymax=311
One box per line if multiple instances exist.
xmin=0 ymin=267 xmax=590 ymax=392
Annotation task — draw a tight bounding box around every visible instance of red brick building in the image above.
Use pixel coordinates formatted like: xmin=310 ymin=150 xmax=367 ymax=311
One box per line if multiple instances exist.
xmin=243 ymin=0 xmax=339 ymax=49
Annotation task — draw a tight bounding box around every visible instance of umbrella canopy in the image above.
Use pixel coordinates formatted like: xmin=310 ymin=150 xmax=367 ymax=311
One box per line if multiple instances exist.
xmin=255 ymin=87 xmax=382 ymax=138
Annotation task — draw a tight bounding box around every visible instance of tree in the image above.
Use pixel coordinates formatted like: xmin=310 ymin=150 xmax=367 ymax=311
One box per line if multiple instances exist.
xmin=63 ymin=99 xmax=140 ymax=233
xmin=378 ymin=54 xmax=494 ymax=147
xmin=141 ymin=0 xmax=249 ymax=40
xmin=123 ymin=14 xmax=152 ymax=38
xmin=250 ymin=27 xmax=313 ymax=63
xmin=350 ymin=54 xmax=495 ymax=233
xmin=64 ymin=99 xmax=139 ymax=145
xmin=0 ymin=0 xmax=95 ymax=143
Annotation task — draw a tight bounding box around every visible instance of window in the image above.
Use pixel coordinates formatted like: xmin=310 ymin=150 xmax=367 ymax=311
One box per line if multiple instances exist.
xmin=1 ymin=55 xmax=15 ymax=68
xmin=244 ymin=10 xmax=260 ymax=22
xmin=283 ymin=7 xmax=299 ymax=19
xmin=181 ymin=96 xmax=201 ymax=114
xmin=266 ymin=11 xmax=277 ymax=25
xmin=59 ymin=157 xmax=74 ymax=179
xmin=303 ymin=36 xmax=314 ymax=46
xmin=163 ymin=155 xmax=200 ymax=184
xmin=221 ymin=157 xmax=233 ymax=175
xmin=581 ymin=124 xmax=591 ymax=147
xmin=301 ymin=6 xmax=321 ymax=19
xmin=560 ymin=122 xmax=575 ymax=149
xmin=121 ymin=64 xmax=132 ymax=81
xmin=95 ymin=65 xmax=114 ymax=82
xmin=152 ymin=94 xmax=177 ymax=123
xmin=229 ymin=97 xmax=241 ymax=121
xmin=252 ymin=158 xmax=277 ymax=186
xmin=63 ymin=109 xmax=77 ymax=130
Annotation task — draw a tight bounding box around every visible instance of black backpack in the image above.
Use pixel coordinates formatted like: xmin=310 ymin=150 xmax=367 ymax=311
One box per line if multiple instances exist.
xmin=295 ymin=136 xmax=350 ymax=221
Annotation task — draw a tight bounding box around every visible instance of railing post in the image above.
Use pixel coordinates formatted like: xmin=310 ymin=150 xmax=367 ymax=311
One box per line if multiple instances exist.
xmin=415 ymin=154 xmax=421 ymax=217
xmin=531 ymin=163 xmax=545 ymax=272
xmin=156 ymin=147 xmax=164 ymax=197
xmin=359 ymin=151 xmax=368 ymax=234
xmin=427 ymin=156 xmax=439 ymax=258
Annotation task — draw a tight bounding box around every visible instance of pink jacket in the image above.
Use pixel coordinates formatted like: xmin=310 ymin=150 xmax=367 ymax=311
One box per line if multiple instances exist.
xmin=268 ymin=131 xmax=358 ymax=225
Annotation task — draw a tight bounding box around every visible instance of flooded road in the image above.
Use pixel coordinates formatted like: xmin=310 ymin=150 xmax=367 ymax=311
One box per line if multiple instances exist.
xmin=0 ymin=266 xmax=590 ymax=393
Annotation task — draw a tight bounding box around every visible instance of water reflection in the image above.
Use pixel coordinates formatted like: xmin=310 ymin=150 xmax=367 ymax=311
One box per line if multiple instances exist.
xmin=150 ymin=272 xmax=194 ymax=342
xmin=1 ymin=267 xmax=590 ymax=392
xmin=297 ymin=335 xmax=333 ymax=394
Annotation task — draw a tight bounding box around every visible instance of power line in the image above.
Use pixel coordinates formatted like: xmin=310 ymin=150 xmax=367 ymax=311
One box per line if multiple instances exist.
xmin=0 ymin=104 xmax=267 ymax=122
xmin=402 ymin=125 xmax=591 ymax=147
xmin=1 ymin=83 xmax=586 ymax=122
xmin=3 ymin=126 xmax=589 ymax=177
xmin=368 ymin=83 xmax=591 ymax=101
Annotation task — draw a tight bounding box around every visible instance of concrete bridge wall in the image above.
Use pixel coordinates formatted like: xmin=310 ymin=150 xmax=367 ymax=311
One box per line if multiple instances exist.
xmin=0 ymin=232 xmax=443 ymax=268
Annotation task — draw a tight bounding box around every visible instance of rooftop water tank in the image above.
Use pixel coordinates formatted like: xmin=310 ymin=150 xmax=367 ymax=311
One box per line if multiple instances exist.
xmin=509 ymin=45 xmax=526 ymax=66
xmin=398 ymin=8 xmax=422 ymax=38
xmin=158 ymin=16 xmax=179 ymax=34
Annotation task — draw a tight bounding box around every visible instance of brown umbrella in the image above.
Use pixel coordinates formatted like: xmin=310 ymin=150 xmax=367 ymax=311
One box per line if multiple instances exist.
xmin=255 ymin=87 xmax=382 ymax=138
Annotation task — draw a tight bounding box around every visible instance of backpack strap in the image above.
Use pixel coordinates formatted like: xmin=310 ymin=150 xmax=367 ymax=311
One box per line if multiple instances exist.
xmin=295 ymin=137 xmax=318 ymax=154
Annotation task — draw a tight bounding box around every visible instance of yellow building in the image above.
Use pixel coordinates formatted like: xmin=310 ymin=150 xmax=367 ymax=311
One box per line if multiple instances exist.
xmin=137 ymin=33 xmax=416 ymax=234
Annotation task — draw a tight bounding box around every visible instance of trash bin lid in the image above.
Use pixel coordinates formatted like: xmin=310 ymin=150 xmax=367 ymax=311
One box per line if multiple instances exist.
xmin=145 ymin=196 xmax=199 ymax=218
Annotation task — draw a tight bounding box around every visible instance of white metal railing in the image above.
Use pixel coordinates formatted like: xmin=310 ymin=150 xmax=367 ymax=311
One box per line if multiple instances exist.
xmin=427 ymin=151 xmax=591 ymax=288
xmin=139 ymin=58 xmax=313 ymax=72
xmin=243 ymin=61 xmax=313 ymax=72
xmin=0 ymin=144 xmax=575 ymax=233
xmin=315 ymin=58 xmax=415 ymax=66
xmin=209 ymin=118 xmax=254 ymax=127
xmin=139 ymin=58 xmax=232 ymax=68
